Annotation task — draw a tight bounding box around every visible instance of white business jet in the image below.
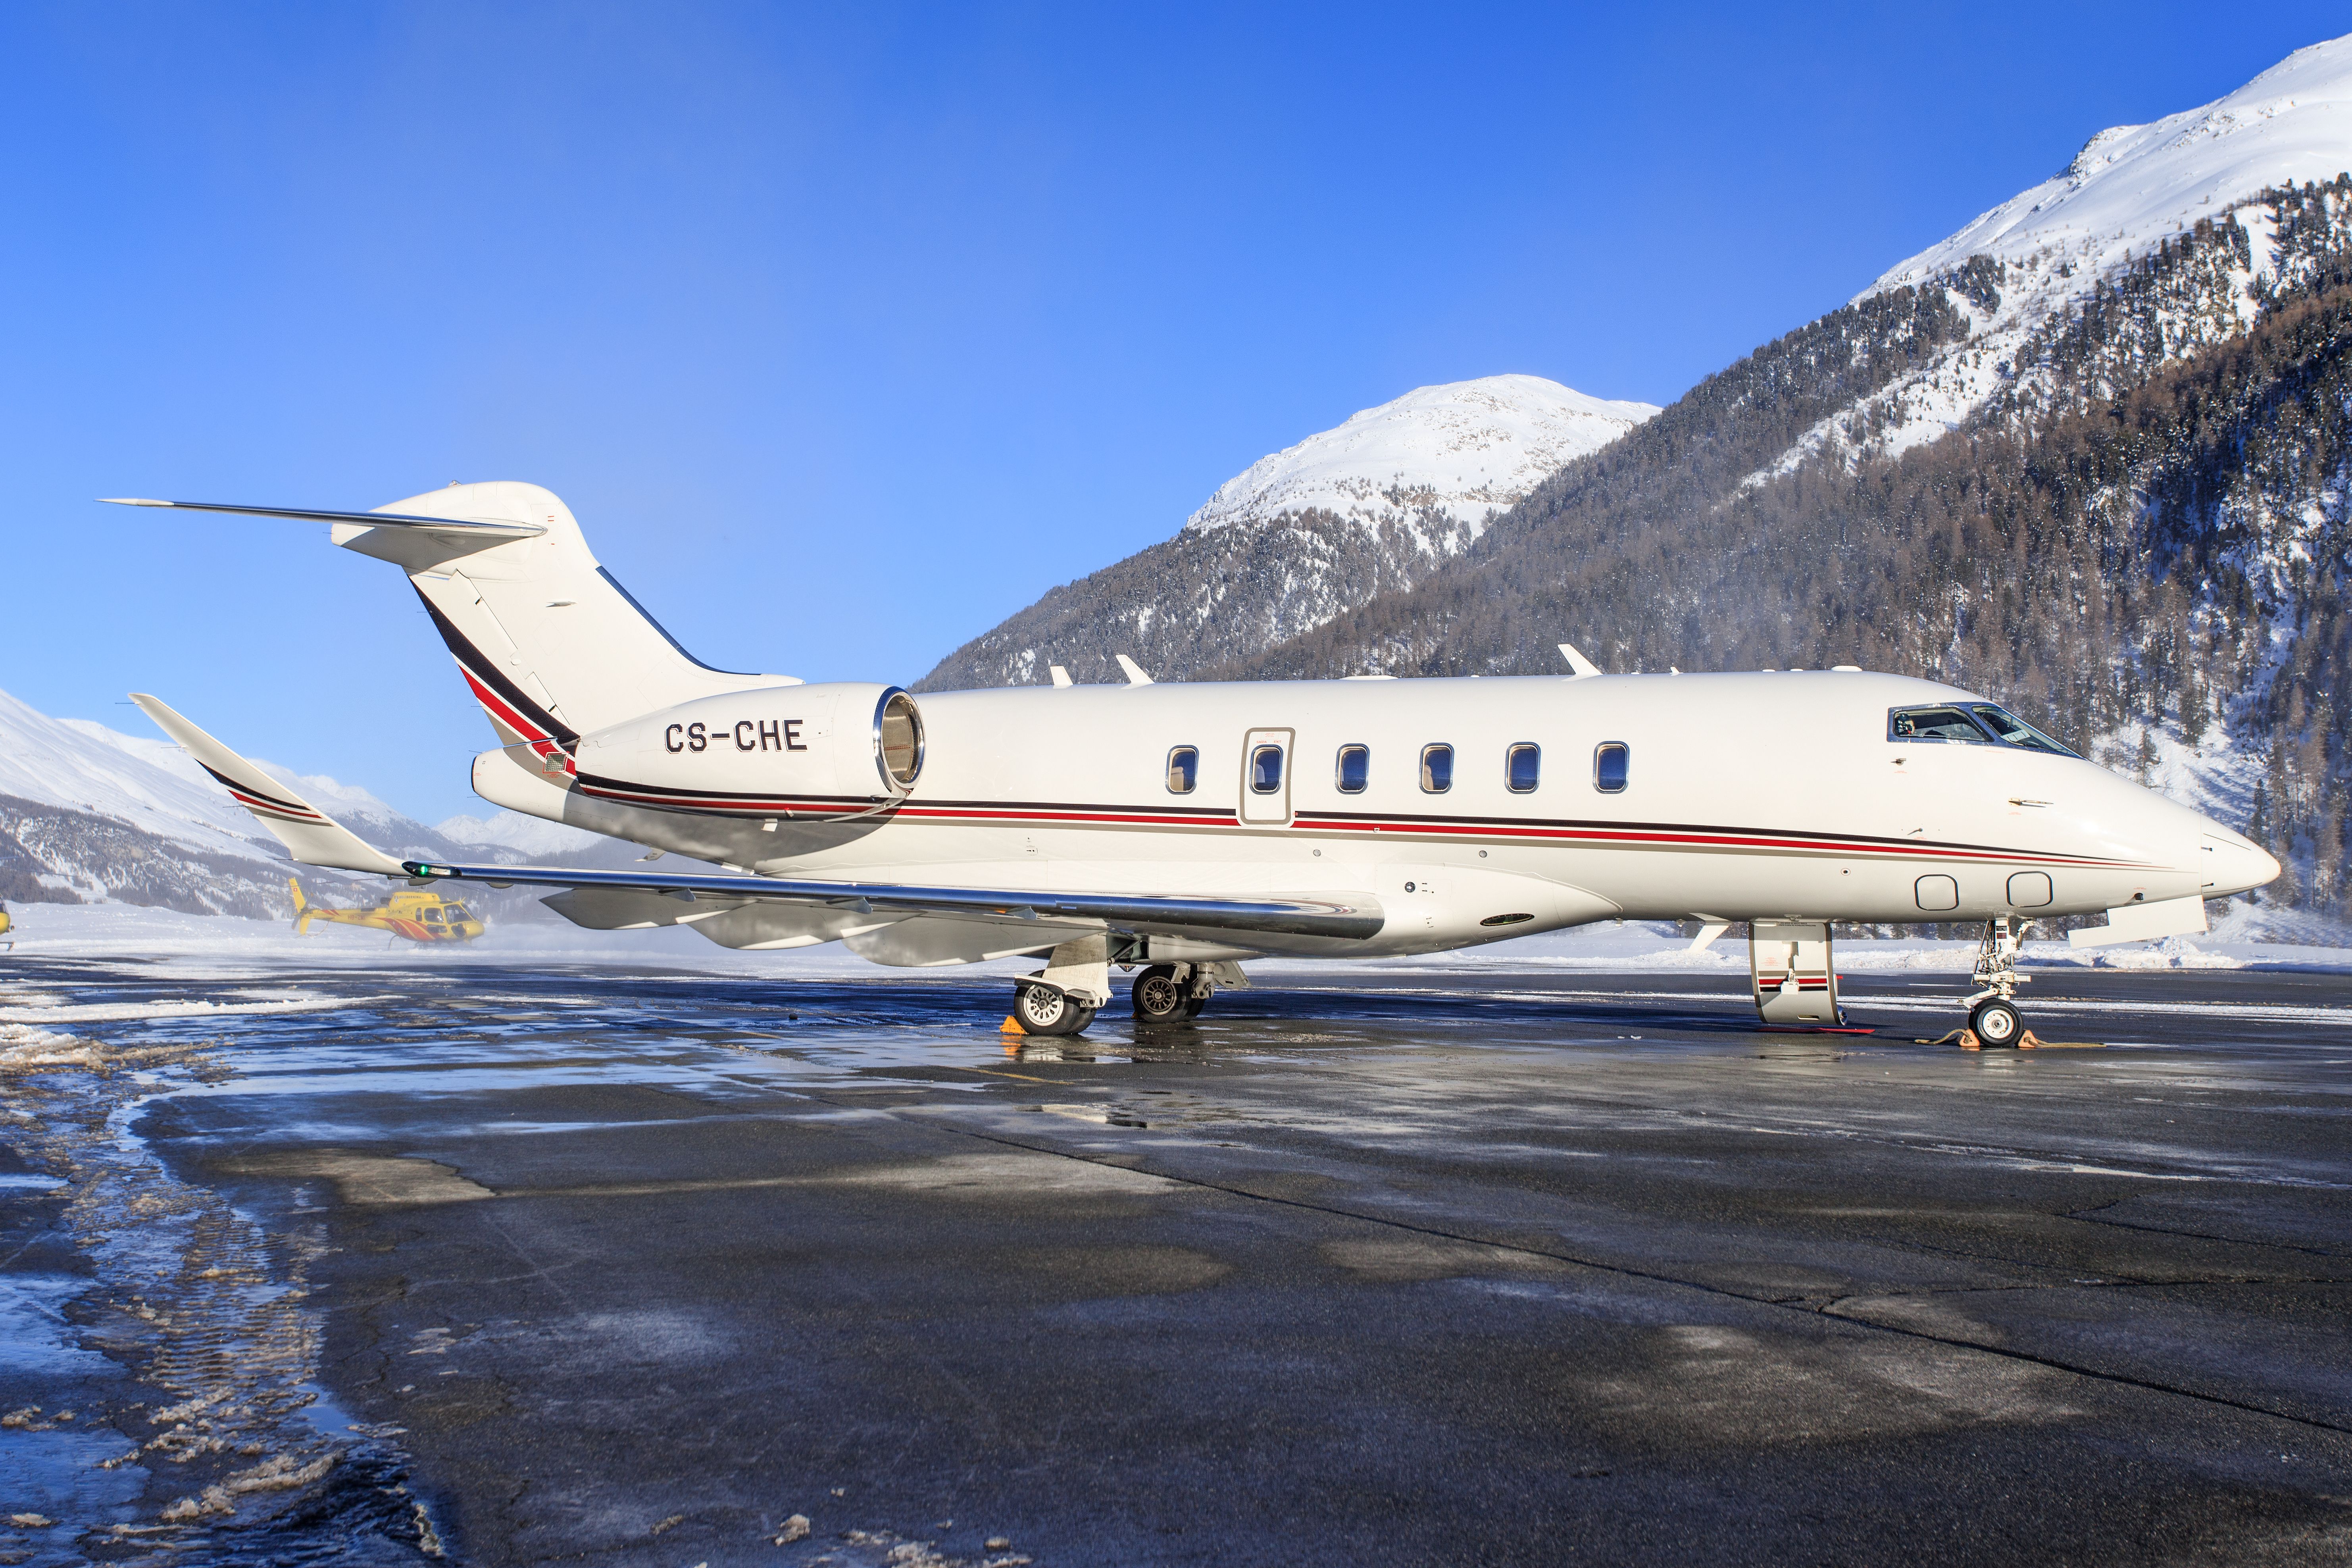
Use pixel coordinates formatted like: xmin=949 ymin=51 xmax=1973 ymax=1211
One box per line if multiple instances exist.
xmin=111 ymin=482 xmax=2278 ymax=1045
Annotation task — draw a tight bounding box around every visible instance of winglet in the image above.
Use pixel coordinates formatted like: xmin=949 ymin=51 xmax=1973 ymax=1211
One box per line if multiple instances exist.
xmin=1557 ymin=642 xmax=1603 ymax=680
xmin=128 ymin=694 xmax=406 ymax=877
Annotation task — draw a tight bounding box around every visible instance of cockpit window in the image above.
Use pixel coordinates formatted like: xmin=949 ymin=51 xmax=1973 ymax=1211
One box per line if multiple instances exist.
xmin=1967 ymin=704 xmax=2078 ymax=757
xmin=1889 ymin=706 xmax=1994 ymax=744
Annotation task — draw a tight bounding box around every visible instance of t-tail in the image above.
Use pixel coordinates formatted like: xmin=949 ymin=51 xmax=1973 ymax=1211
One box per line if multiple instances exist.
xmin=104 ymin=484 xmax=795 ymax=762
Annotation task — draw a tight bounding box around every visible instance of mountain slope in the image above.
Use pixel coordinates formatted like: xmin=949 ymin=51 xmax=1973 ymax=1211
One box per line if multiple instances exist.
xmin=917 ymin=375 xmax=1655 ymax=689
xmin=0 ymin=687 xmax=601 ymax=916
xmin=1221 ymin=172 xmax=2352 ymax=910
xmin=1756 ymin=33 xmax=2352 ymax=480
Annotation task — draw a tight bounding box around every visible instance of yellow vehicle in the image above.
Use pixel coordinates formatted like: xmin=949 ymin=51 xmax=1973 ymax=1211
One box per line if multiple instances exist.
xmin=290 ymin=879 xmax=484 ymax=943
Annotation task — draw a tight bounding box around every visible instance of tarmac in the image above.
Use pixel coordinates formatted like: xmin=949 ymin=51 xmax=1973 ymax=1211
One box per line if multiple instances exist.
xmin=1 ymin=956 xmax=2347 ymax=1566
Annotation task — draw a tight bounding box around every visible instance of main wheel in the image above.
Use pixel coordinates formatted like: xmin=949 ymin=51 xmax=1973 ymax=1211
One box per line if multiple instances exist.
xmin=1183 ymin=980 xmax=1212 ymax=1019
xmin=1013 ymin=981 xmax=1092 ymax=1037
xmin=1969 ymin=999 xmax=2023 ymax=1047
xmin=1132 ymin=965 xmax=1189 ymax=1024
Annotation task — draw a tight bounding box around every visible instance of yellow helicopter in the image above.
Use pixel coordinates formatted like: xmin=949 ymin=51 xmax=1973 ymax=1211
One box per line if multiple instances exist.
xmin=290 ymin=879 xmax=484 ymax=943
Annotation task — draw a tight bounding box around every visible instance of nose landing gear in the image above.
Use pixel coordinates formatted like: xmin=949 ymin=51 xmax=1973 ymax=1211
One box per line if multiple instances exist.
xmin=1962 ymin=919 xmax=2032 ymax=1047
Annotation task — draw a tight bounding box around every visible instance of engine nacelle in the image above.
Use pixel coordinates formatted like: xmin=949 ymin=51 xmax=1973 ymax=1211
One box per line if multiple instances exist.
xmin=568 ymin=683 xmax=924 ymax=816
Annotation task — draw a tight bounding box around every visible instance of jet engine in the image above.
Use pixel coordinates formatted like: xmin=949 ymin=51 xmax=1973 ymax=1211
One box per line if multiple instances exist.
xmin=567 ymin=683 xmax=924 ymax=815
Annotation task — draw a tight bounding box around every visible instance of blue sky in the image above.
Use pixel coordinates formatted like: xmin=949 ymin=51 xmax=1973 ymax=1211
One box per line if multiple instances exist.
xmin=5 ymin=1 xmax=2346 ymax=821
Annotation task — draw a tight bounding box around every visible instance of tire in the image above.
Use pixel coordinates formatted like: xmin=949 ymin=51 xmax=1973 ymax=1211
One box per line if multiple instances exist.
xmin=1132 ymin=965 xmax=1189 ymax=1024
xmin=1969 ymin=999 xmax=2023 ymax=1047
xmin=1183 ymin=981 xmax=1212 ymax=1019
xmin=1013 ymin=980 xmax=1088 ymax=1037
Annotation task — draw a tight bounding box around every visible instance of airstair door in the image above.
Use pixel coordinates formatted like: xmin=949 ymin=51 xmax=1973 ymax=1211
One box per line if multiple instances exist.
xmin=1238 ymin=727 xmax=1294 ymax=825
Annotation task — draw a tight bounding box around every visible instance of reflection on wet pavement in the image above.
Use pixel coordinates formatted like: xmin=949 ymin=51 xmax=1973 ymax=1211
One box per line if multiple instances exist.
xmin=0 ymin=954 xmax=2348 ymax=1565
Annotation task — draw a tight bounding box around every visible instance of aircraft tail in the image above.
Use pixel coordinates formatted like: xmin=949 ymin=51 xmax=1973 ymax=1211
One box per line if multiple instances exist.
xmin=129 ymin=696 xmax=406 ymax=877
xmin=107 ymin=483 xmax=795 ymax=756
xmin=289 ymin=877 xmax=319 ymax=934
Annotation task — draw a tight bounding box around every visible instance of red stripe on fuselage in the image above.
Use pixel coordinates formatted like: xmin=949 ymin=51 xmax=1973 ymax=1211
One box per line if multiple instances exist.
xmin=565 ymin=778 xmax=2151 ymax=871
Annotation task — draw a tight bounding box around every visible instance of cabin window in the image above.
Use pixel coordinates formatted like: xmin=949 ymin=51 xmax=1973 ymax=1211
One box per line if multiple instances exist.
xmin=1506 ymin=743 xmax=1540 ymax=793
xmin=1889 ymin=706 xmax=1993 ymax=744
xmin=1594 ymin=742 xmax=1629 ymax=793
xmin=1250 ymin=744 xmax=1285 ymax=794
xmin=1966 ymin=704 xmax=2078 ymax=757
xmin=1166 ymin=746 xmax=1198 ymax=794
xmin=1420 ymin=743 xmax=1454 ymax=793
xmin=1336 ymin=745 xmax=1369 ymax=793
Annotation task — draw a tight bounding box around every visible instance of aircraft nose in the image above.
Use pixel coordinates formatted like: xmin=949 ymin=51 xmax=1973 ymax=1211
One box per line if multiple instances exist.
xmin=2200 ymin=828 xmax=2282 ymax=897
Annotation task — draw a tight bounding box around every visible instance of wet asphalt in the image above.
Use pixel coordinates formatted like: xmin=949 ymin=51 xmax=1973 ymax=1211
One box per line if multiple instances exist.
xmin=1 ymin=958 xmax=2348 ymax=1567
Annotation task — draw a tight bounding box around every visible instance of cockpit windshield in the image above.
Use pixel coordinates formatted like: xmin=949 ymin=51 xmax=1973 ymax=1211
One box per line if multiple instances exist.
xmin=1965 ymin=704 xmax=2077 ymax=756
xmin=1889 ymin=706 xmax=1991 ymax=743
xmin=1888 ymin=703 xmax=2077 ymax=757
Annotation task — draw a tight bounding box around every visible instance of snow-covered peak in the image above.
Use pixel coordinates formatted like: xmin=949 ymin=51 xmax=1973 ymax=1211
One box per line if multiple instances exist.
xmin=436 ymin=810 xmax=601 ymax=858
xmin=1181 ymin=375 xmax=1656 ymax=545
xmin=1867 ymin=33 xmax=2352 ymax=298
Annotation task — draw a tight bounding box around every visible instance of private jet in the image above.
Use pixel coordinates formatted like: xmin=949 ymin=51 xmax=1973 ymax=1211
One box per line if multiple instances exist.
xmin=112 ymin=483 xmax=2279 ymax=1043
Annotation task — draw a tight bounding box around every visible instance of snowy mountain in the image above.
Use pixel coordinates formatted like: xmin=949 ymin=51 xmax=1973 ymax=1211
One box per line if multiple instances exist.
xmin=1753 ymin=33 xmax=2352 ymax=480
xmin=1214 ymin=33 xmax=2352 ymax=920
xmin=1871 ymin=36 xmax=2352 ymax=296
xmin=1182 ymin=376 xmax=1657 ymax=556
xmin=0 ymin=686 xmax=600 ymax=916
xmin=919 ymin=375 xmax=1655 ymax=689
xmin=436 ymin=810 xmax=601 ymax=858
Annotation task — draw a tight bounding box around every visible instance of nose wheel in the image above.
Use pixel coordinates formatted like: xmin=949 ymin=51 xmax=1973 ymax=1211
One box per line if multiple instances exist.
xmin=1967 ymin=998 xmax=2023 ymax=1047
xmin=1961 ymin=919 xmax=2033 ymax=1047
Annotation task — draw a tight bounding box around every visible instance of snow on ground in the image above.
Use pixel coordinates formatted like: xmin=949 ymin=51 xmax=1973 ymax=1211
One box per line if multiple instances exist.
xmin=1182 ymin=375 xmax=1657 ymax=555
xmin=5 ymin=902 xmax=2345 ymax=987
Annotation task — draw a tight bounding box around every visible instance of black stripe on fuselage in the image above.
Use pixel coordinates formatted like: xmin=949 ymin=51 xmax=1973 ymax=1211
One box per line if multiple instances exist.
xmin=413 ymin=589 xmax=579 ymax=747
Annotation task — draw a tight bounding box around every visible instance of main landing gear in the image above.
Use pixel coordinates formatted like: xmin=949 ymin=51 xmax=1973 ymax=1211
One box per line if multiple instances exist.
xmin=1011 ymin=978 xmax=1098 ymax=1037
xmin=1962 ymin=918 xmax=2032 ymax=1047
xmin=1006 ymin=944 xmax=1229 ymax=1035
xmin=1130 ymin=963 xmax=1212 ymax=1025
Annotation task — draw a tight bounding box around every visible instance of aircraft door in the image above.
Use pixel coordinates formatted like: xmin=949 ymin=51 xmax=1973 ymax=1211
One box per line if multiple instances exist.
xmin=1238 ymin=727 xmax=1294 ymax=825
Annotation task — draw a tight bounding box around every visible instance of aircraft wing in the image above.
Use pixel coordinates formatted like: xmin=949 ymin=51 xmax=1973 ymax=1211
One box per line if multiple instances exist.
xmin=130 ymin=694 xmax=408 ymax=877
xmin=397 ymin=859 xmax=1383 ymax=941
xmin=134 ymin=692 xmax=1383 ymax=943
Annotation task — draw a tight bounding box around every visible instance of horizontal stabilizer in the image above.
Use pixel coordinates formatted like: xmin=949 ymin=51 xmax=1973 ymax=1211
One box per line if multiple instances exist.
xmin=404 ymin=858 xmax=1385 ymax=942
xmin=100 ymin=497 xmax=543 ymax=541
xmin=128 ymin=694 xmax=406 ymax=877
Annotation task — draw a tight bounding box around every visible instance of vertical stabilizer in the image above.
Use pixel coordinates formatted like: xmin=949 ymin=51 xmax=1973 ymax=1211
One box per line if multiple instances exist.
xmin=335 ymin=482 xmax=796 ymax=751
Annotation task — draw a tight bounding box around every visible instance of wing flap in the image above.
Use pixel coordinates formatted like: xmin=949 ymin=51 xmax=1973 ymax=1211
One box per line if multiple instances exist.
xmin=408 ymin=858 xmax=1384 ymax=941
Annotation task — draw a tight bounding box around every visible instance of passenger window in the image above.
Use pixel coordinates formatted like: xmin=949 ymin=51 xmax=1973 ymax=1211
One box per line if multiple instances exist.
xmin=1336 ymin=745 xmax=1369 ymax=793
xmin=1250 ymin=745 xmax=1284 ymax=794
xmin=1506 ymin=743 xmax=1540 ymax=793
xmin=1889 ymin=706 xmax=1992 ymax=743
xmin=1420 ymin=744 xmax=1453 ymax=793
xmin=1166 ymin=746 xmax=1198 ymax=793
xmin=1594 ymin=742 xmax=1629 ymax=793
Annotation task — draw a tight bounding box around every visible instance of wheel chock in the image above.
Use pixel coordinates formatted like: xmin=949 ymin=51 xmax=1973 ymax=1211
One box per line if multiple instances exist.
xmin=1915 ymin=1028 xmax=1983 ymax=1049
xmin=999 ymin=1014 xmax=1027 ymax=1034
